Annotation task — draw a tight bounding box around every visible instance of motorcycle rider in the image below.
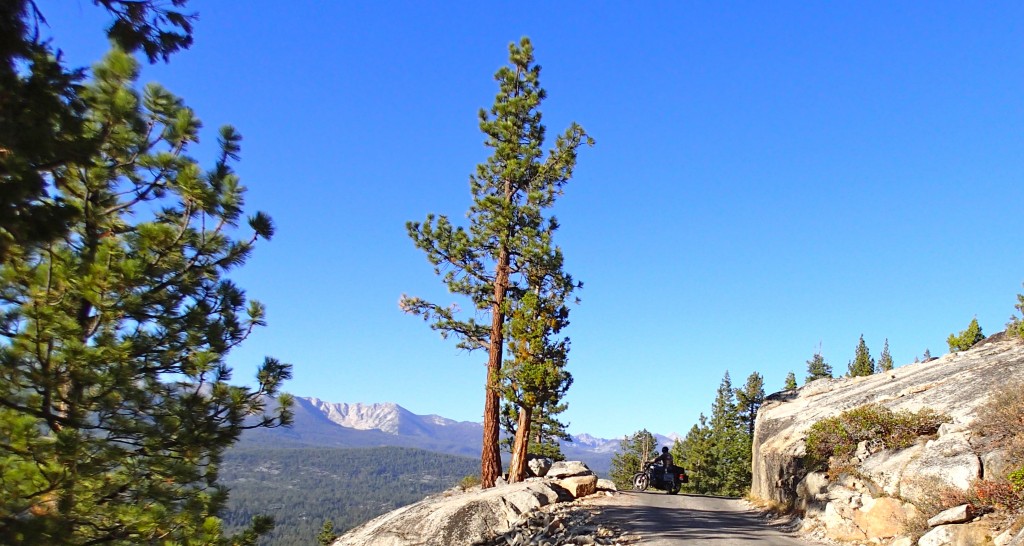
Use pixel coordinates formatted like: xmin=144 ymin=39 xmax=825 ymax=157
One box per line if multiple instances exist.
xmin=651 ymin=446 xmax=675 ymax=484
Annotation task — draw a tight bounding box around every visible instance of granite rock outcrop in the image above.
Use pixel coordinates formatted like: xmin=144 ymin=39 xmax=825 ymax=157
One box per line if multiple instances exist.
xmin=752 ymin=335 xmax=1024 ymax=545
xmin=332 ymin=461 xmax=612 ymax=546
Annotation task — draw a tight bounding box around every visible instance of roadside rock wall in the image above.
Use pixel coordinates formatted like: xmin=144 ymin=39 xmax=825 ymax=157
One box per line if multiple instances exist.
xmin=751 ymin=336 xmax=1024 ymax=544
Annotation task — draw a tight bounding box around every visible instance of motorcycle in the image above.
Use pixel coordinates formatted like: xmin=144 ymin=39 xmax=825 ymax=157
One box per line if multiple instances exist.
xmin=632 ymin=461 xmax=687 ymax=495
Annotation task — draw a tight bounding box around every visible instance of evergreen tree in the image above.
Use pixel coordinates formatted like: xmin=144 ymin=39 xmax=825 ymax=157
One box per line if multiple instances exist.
xmin=784 ymin=371 xmax=798 ymax=390
xmin=947 ymin=317 xmax=985 ymax=352
xmin=848 ymin=335 xmax=875 ymax=377
xmin=316 ymin=520 xmax=338 ymax=546
xmin=805 ymin=352 xmax=833 ymax=383
xmin=923 ymin=348 xmax=932 ymax=360
xmin=528 ymin=398 xmax=572 ymax=461
xmin=1008 ymin=284 xmax=1024 ymax=339
xmin=735 ymin=372 xmax=765 ymax=439
xmin=0 ymin=49 xmax=292 ymax=545
xmin=878 ymin=338 xmax=894 ymax=372
xmin=500 ymin=397 xmax=571 ymax=462
xmin=672 ymin=416 xmax=712 ymax=493
xmin=1 ymin=1 xmax=196 ymax=262
xmin=402 ymin=38 xmax=590 ymax=488
xmin=502 ymin=262 xmax=575 ymax=481
xmin=609 ymin=429 xmax=657 ymax=490
xmin=706 ymin=372 xmax=751 ymax=496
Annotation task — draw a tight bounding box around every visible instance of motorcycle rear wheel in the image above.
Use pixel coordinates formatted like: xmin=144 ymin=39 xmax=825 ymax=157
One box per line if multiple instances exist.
xmin=632 ymin=473 xmax=649 ymax=491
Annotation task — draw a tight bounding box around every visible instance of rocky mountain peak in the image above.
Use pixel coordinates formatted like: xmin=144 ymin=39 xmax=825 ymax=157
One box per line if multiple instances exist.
xmin=304 ymin=400 xmax=409 ymax=434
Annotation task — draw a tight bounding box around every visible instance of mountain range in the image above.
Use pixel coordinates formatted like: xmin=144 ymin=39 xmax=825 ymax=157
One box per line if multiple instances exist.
xmin=240 ymin=397 xmax=679 ymax=475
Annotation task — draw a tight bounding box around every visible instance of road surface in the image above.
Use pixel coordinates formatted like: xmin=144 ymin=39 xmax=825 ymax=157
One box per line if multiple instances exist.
xmin=586 ymin=491 xmax=826 ymax=545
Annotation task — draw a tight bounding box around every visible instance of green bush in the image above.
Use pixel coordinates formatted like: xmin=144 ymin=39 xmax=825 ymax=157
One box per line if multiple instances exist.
xmin=459 ymin=474 xmax=481 ymax=490
xmin=805 ymin=404 xmax=949 ymax=473
xmin=1009 ymin=467 xmax=1024 ymax=492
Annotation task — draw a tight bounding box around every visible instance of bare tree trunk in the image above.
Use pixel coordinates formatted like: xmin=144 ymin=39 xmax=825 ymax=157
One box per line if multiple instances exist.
xmin=507 ymin=404 xmax=533 ymax=483
xmin=481 ymin=247 xmax=510 ymax=488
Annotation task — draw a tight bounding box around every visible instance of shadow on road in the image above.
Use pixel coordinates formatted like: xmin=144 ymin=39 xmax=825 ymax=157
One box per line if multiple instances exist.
xmin=595 ymin=494 xmax=789 ymax=543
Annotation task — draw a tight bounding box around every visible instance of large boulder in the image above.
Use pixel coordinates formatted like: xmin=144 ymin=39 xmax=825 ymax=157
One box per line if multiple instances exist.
xmin=547 ymin=460 xmax=594 ymax=479
xmin=334 ymin=461 xmax=600 ymax=546
xmin=899 ymin=430 xmax=981 ymax=505
xmin=918 ymin=521 xmax=994 ymax=546
xmin=852 ymin=495 xmax=913 ymax=539
xmin=333 ymin=480 xmax=568 ymax=546
xmin=557 ymin=475 xmax=597 ymax=498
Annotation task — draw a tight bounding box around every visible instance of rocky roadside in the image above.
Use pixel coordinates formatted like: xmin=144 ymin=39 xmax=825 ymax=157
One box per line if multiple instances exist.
xmin=471 ymin=493 xmax=641 ymax=546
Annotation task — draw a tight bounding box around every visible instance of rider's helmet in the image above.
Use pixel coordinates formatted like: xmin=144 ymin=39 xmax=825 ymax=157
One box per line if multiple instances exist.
xmin=662 ymin=446 xmax=669 ymax=454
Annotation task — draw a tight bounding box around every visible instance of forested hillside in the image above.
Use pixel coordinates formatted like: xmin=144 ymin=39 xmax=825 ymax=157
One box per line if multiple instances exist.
xmin=221 ymin=447 xmax=478 ymax=546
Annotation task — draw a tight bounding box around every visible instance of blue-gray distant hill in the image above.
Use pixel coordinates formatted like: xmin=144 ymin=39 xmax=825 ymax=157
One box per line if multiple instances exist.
xmin=240 ymin=397 xmax=678 ymax=476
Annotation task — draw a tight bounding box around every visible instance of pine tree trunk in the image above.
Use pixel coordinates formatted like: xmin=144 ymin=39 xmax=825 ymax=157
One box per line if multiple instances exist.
xmin=507 ymin=404 xmax=533 ymax=483
xmin=481 ymin=247 xmax=510 ymax=488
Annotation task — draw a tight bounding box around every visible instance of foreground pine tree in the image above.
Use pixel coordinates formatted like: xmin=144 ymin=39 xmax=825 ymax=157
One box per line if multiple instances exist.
xmin=0 ymin=50 xmax=292 ymax=545
xmin=402 ymin=37 xmax=590 ymax=488
xmin=0 ymin=0 xmax=196 ymax=262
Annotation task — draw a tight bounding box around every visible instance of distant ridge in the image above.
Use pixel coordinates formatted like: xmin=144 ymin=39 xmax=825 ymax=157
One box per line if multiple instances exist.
xmin=241 ymin=397 xmax=680 ymax=475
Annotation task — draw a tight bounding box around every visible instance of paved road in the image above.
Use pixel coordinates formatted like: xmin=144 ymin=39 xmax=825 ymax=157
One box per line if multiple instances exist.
xmin=587 ymin=491 xmax=825 ymax=545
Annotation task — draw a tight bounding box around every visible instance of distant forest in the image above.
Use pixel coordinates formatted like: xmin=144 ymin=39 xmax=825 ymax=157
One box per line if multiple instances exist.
xmin=221 ymin=446 xmax=478 ymax=546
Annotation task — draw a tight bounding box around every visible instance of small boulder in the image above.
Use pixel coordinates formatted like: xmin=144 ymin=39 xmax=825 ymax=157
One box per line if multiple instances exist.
xmin=557 ymin=475 xmax=597 ymax=498
xmin=928 ymin=504 xmax=976 ymax=527
xmin=853 ymin=496 xmax=909 ymax=538
xmin=526 ymin=456 xmax=553 ymax=478
xmin=596 ymin=479 xmax=617 ymax=491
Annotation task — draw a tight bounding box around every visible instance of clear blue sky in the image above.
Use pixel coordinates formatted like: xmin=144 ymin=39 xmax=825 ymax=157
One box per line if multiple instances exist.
xmin=39 ymin=1 xmax=1024 ymax=440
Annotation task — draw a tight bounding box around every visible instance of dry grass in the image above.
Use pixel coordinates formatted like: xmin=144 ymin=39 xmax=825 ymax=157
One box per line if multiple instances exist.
xmin=973 ymin=377 xmax=1024 ymax=466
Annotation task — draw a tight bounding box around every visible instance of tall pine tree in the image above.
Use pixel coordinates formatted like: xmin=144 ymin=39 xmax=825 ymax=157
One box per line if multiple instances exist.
xmin=735 ymin=372 xmax=765 ymax=439
xmin=706 ymin=372 xmax=751 ymax=496
xmin=878 ymin=338 xmax=894 ymax=372
xmin=502 ymin=261 xmax=575 ymax=481
xmin=673 ymin=415 xmax=712 ymax=493
xmin=0 ymin=49 xmax=292 ymax=545
xmin=848 ymin=334 xmax=875 ymax=377
xmin=402 ymin=37 xmax=591 ymax=488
